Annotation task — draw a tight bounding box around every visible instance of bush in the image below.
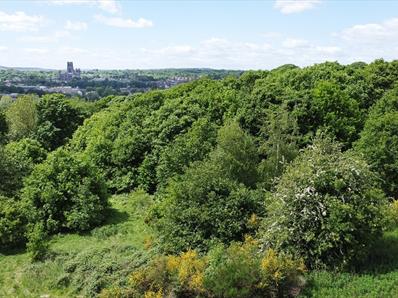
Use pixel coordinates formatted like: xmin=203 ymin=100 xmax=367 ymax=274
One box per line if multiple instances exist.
xmin=153 ymin=166 xmax=263 ymax=253
xmin=21 ymin=148 xmax=109 ymax=234
xmin=4 ymin=138 xmax=47 ymax=168
xmin=104 ymin=238 xmax=306 ymax=298
xmin=2 ymin=138 xmax=47 ymax=196
xmin=204 ymin=238 xmax=306 ymax=298
xmin=0 ymin=138 xmax=46 ymax=197
xmin=0 ymin=196 xmax=28 ymax=248
xmin=261 ymin=138 xmax=388 ymax=269
xmin=128 ymin=250 xmax=206 ymax=297
xmin=26 ymin=222 xmax=49 ymax=262
xmin=151 ymin=122 xmax=263 ymax=253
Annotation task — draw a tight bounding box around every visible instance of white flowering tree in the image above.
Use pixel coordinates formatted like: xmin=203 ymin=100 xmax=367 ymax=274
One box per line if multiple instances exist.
xmin=261 ymin=137 xmax=388 ymax=269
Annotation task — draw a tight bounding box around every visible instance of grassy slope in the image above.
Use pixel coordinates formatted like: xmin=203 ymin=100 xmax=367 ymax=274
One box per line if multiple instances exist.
xmin=0 ymin=191 xmax=154 ymax=297
xmin=301 ymin=228 xmax=398 ymax=298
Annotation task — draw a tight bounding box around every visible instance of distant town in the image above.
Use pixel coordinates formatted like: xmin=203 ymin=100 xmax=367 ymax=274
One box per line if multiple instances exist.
xmin=0 ymin=63 xmax=241 ymax=100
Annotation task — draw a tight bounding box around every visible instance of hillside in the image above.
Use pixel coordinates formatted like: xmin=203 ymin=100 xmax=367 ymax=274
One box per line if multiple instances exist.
xmin=1 ymin=59 xmax=398 ymax=297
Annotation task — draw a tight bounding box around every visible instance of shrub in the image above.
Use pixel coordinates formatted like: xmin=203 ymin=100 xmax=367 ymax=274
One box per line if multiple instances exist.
xmin=0 ymin=196 xmax=28 ymax=248
xmin=152 ymin=122 xmax=263 ymax=253
xmin=152 ymin=161 xmax=264 ymax=253
xmin=26 ymin=222 xmax=49 ymax=262
xmin=2 ymin=138 xmax=47 ymax=195
xmin=105 ymin=238 xmax=306 ymax=298
xmin=21 ymin=148 xmax=109 ymax=234
xmin=261 ymin=138 xmax=388 ymax=269
xmin=128 ymin=250 xmax=206 ymax=297
xmin=4 ymin=138 xmax=47 ymax=167
xmin=204 ymin=238 xmax=306 ymax=298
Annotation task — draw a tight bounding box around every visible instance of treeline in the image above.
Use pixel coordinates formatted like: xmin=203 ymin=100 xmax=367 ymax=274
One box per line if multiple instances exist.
xmin=1 ymin=59 xmax=398 ymax=296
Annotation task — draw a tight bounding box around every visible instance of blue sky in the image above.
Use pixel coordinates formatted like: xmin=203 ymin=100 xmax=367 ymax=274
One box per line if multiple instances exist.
xmin=0 ymin=0 xmax=397 ymax=69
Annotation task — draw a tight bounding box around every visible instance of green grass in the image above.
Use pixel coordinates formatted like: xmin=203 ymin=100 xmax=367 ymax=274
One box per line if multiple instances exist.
xmin=0 ymin=190 xmax=155 ymax=297
xmin=301 ymin=228 xmax=398 ymax=298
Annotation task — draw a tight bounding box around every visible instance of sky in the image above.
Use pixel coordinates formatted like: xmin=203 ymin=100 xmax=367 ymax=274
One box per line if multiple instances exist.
xmin=0 ymin=0 xmax=398 ymax=70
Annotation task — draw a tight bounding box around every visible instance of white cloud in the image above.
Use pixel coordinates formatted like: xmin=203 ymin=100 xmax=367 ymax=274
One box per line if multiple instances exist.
xmin=142 ymin=45 xmax=194 ymax=56
xmin=58 ymin=47 xmax=90 ymax=54
xmin=274 ymin=0 xmax=321 ymax=14
xmin=18 ymin=30 xmax=71 ymax=43
xmin=315 ymin=46 xmax=341 ymax=55
xmin=97 ymin=0 xmax=120 ymax=14
xmin=0 ymin=11 xmax=45 ymax=32
xmin=48 ymin=0 xmax=120 ymax=14
xmin=65 ymin=20 xmax=88 ymax=31
xmin=95 ymin=14 xmax=153 ymax=28
xmin=24 ymin=48 xmax=49 ymax=55
xmin=0 ymin=46 xmax=8 ymax=51
xmin=329 ymin=17 xmax=398 ymax=64
xmin=340 ymin=18 xmax=398 ymax=42
xmin=282 ymin=38 xmax=309 ymax=48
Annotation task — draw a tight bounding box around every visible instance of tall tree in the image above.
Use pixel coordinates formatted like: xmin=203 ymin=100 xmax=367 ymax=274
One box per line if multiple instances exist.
xmin=5 ymin=95 xmax=38 ymax=140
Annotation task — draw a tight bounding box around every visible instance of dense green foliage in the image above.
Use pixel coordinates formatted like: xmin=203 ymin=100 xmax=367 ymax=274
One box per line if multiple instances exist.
xmin=0 ymin=111 xmax=7 ymax=143
xmin=71 ymin=79 xmax=240 ymax=193
xmin=0 ymin=138 xmax=46 ymax=197
xmin=21 ymin=148 xmax=109 ymax=235
xmin=0 ymin=196 xmax=28 ymax=248
xmin=261 ymin=138 xmax=388 ymax=269
xmin=152 ymin=122 xmax=263 ymax=253
xmin=355 ymin=86 xmax=398 ymax=198
xmin=5 ymin=95 xmax=37 ymax=140
xmin=3 ymin=138 xmax=47 ymax=195
xmin=35 ymin=94 xmax=86 ymax=150
xmin=2 ymin=60 xmax=398 ymax=296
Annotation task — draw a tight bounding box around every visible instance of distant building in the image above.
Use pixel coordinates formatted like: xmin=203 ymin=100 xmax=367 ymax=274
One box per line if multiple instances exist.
xmin=67 ymin=62 xmax=74 ymax=73
xmin=59 ymin=61 xmax=81 ymax=81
